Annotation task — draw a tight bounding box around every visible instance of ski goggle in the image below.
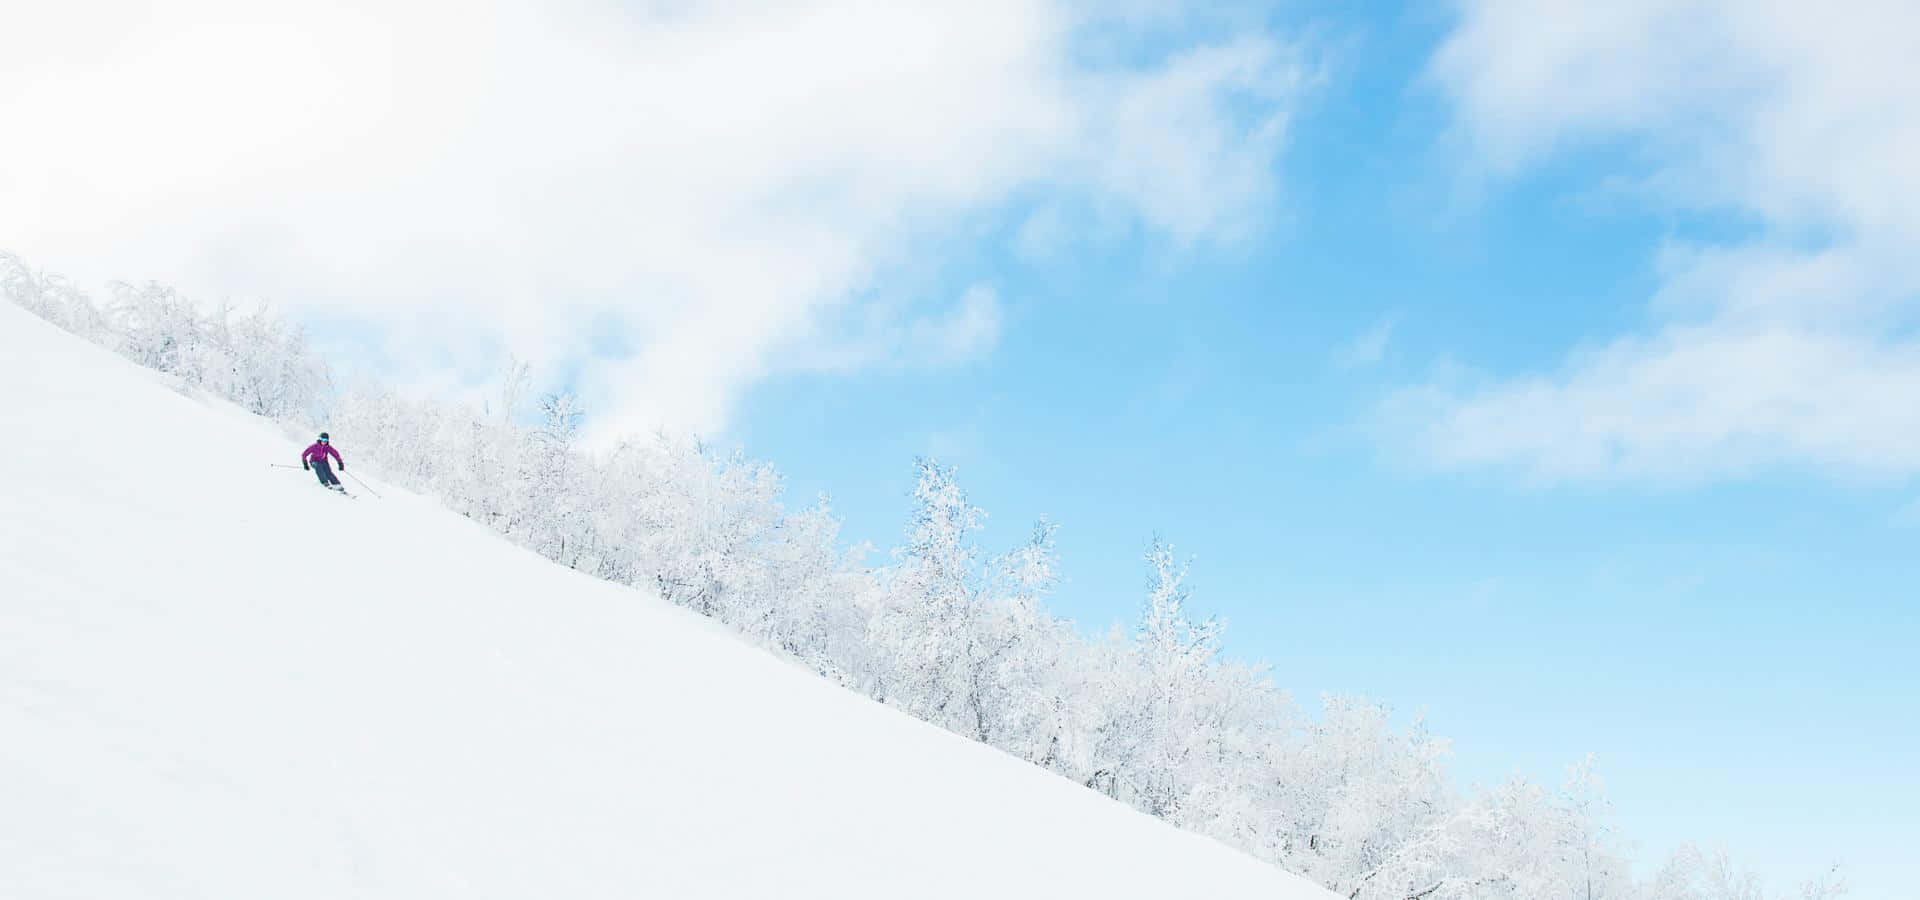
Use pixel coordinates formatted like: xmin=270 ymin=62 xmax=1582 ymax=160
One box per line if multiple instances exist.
xmin=318 ymin=437 xmax=330 ymax=443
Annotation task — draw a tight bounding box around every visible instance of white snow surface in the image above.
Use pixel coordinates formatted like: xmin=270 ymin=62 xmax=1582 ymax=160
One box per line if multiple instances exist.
xmin=0 ymin=301 xmax=1334 ymax=899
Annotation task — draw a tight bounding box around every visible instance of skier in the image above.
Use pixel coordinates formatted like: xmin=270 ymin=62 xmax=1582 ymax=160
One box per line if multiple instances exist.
xmin=302 ymin=432 xmax=347 ymax=492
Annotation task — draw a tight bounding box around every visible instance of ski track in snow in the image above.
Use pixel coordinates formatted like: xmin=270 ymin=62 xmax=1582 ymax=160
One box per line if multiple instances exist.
xmin=0 ymin=301 xmax=1335 ymax=899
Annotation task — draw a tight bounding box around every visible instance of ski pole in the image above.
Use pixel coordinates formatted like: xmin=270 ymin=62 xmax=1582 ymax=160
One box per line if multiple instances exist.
xmin=268 ymin=463 xmax=303 ymax=469
xmin=344 ymin=468 xmax=383 ymax=499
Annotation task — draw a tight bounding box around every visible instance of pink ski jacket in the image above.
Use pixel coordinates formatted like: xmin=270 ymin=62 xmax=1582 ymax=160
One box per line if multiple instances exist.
xmin=302 ymin=442 xmax=343 ymax=467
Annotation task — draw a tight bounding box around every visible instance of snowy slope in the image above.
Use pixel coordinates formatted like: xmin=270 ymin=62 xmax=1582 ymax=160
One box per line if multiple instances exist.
xmin=0 ymin=301 xmax=1334 ymax=900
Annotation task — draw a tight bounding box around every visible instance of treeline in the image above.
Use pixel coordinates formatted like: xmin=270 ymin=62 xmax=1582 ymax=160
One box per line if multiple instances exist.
xmin=3 ymin=252 xmax=1841 ymax=900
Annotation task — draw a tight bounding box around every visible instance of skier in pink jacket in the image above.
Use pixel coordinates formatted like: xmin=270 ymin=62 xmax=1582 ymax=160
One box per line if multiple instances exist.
xmin=301 ymin=433 xmax=346 ymax=491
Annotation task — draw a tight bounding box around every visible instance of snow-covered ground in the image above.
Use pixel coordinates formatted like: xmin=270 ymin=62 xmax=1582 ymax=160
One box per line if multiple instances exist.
xmin=0 ymin=300 xmax=1333 ymax=898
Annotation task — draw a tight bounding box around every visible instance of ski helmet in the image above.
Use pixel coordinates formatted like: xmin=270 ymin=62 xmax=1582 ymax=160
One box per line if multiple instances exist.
xmin=319 ymin=432 xmax=330 ymax=442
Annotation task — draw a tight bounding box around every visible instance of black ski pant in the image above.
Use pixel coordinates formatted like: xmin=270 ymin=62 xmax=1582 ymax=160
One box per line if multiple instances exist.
xmin=311 ymin=459 xmax=341 ymax=487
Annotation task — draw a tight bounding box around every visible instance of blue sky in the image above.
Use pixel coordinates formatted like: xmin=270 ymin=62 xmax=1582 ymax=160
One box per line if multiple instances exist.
xmin=725 ymin=6 xmax=1918 ymax=893
xmin=6 ymin=0 xmax=1916 ymax=895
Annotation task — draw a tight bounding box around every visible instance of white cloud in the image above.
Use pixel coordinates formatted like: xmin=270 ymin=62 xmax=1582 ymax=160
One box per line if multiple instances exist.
xmin=1405 ymin=0 xmax=1920 ymax=482
xmin=763 ymin=283 xmax=1002 ymax=381
xmin=1336 ymin=314 xmax=1398 ymax=369
xmin=1014 ymin=206 xmax=1071 ymax=261
xmin=0 ymin=0 xmax=1310 ymax=438
xmin=1393 ymin=322 xmax=1920 ymax=482
xmin=918 ymin=285 xmax=1004 ymax=365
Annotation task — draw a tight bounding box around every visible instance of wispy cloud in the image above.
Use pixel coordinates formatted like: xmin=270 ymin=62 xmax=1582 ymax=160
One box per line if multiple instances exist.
xmin=1400 ymin=0 xmax=1920 ymax=483
xmin=917 ymin=285 xmax=1004 ymax=365
xmin=784 ymin=283 xmax=1004 ymax=380
xmin=1335 ymin=314 xmax=1399 ymax=369
xmin=1013 ymin=206 xmax=1071 ymax=262
xmin=0 ymin=0 xmax=1315 ymax=441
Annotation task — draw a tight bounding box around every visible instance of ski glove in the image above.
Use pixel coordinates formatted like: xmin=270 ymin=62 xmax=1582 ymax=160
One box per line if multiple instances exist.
xmin=303 ymin=462 xmax=310 ymax=470
xmin=339 ymin=462 xmax=346 ymax=469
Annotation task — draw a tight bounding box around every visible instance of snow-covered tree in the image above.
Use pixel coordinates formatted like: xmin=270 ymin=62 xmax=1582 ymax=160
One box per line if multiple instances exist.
xmin=869 ymin=458 xmax=991 ymax=733
xmin=1118 ymin=539 xmax=1224 ymax=817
